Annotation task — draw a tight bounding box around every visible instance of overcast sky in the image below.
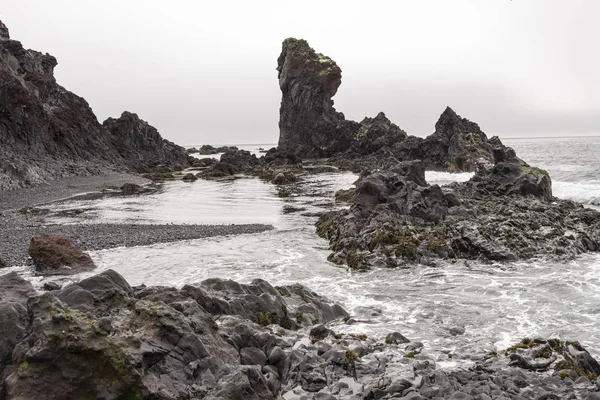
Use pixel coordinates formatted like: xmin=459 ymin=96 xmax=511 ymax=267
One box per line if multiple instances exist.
xmin=2 ymin=1 xmax=599 ymax=145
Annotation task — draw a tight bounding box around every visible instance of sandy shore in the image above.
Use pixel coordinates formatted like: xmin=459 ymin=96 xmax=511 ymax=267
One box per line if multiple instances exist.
xmin=0 ymin=172 xmax=273 ymax=267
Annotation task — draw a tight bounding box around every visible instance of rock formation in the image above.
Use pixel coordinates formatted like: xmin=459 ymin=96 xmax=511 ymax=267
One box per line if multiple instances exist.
xmin=103 ymin=111 xmax=187 ymax=170
xmin=394 ymin=106 xmax=497 ymax=172
xmin=1 ymin=269 xmax=599 ymax=399
xmin=317 ymin=148 xmax=599 ymax=269
xmin=276 ymin=38 xmax=499 ymax=172
xmin=277 ymin=38 xmax=361 ymax=158
xmin=28 ymin=235 xmax=96 ymax=275
xmin=0 ymin=20 xmax=188 ymax=190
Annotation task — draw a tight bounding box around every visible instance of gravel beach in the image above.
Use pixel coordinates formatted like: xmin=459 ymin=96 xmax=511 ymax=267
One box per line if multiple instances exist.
xmin=0 ymin=172 xmax=273 ymax=267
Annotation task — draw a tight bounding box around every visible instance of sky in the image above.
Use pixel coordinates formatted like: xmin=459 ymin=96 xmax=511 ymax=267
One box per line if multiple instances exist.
xmin=2 ymin=1 xmax=599 ymax=145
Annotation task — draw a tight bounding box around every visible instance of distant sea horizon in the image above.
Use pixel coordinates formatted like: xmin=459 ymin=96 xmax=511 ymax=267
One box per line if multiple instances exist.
xmin=182 ymin=134 xmax=600 ymax=148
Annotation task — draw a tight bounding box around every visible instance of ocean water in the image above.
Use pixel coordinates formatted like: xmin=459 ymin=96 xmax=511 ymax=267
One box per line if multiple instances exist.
xmin=8 ymin=136 xmax=600 ymax=362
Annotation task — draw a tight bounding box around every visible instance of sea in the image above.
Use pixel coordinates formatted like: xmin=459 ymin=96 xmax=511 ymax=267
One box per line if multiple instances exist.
xmin=7 ymin=136 xmax=600 ymax=364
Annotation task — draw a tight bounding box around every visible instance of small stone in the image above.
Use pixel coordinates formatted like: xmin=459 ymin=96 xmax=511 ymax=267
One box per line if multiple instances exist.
xmin=42 ymin=282 xmax=62 ymax=291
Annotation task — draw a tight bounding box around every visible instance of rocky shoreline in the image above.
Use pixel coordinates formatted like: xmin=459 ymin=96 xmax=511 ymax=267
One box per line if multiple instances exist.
xmin=0 ymin=172 xmax=273 ymax=268
xmin=1 ymin=269 xmax=599 ymax=399
xmin=2 ymin=23 xmax=600 ymax=399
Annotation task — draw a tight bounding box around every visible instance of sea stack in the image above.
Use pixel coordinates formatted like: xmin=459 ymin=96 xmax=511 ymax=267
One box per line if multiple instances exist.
xmin=276 ymin=38 xmax=500 ymax=172
xmin=277 ymin=38 xmax=360 ymax=157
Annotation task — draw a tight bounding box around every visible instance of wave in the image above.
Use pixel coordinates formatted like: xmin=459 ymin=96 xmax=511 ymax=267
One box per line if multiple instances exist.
xmin=552 ymin=180 xmax=600 ymax=206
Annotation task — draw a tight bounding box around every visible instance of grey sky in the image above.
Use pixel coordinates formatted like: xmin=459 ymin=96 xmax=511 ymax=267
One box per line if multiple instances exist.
xmin=3 ymin=0 xmax=599 ymax=145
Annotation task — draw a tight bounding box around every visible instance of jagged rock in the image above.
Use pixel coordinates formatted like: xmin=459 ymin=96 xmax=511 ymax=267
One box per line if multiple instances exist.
xmin=196 ymin=144 xmax=239 ymax=155
xmin=466 ymin=147 xmax=553 ymax=201
xmin=1 ymin=269 xmax=599 ymax=399
xmin=199 ymin=148 xmax=303 ymax=181
xmin=0 ymin=20 xmax=187 ymax=190
xmin=276 ymin=38 xmax=498 ymax=173
xmin=28 ymin=235 xmax=96 ymax=275
xmin=0 ymin=272 xmax=35 ymax=400
xmin=277 ymin=38 xmax=361 ymax=157
xmin=316 ymin=155 xmax=600 ymax=269
xmin=103 ymin=111 xmax=188 ymax=170
xmin=354 ymin=160 xmax=448 ymax=223
xmin=395 ymin=107 xmax=496 ymax=172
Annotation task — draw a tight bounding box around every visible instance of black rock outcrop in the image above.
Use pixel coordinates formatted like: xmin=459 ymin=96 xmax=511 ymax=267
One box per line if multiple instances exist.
xmin=0 ymin=20 xmax=188 ymax=190
xmin=103 ymin=111 xmax=187 ymax=170
xmin=394 ymin=106 xmax=497 ymax=172
xmin=277 ymin=38 xmax=361 ymax=158
xmin=1 ymin=270 xmax=599 ymax=399
xmin=276 ymin=39 xmax=499 ymax=172
xmin=317 ymin=151 xmax=599 ymax=269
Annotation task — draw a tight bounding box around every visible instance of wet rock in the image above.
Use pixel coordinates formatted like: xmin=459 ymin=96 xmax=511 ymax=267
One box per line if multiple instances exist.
xmin=28 ymin=235 xmax=96 ymax=275
xmin=386 ymin=332 xmax=411 ymax=345
xmin=182 ymin=172 xmax=198 ymax=182
xmin=119 ymin=182 xmax=143 ymax=194
xmin=334 ymin=188 xmax=355 ymax=203
xmin=196 ymin=144 xmax=239 ymax=155
xmin=41 ymin=281 xmax=61 ymax=291
xmin=316 ymin=148 xmax=600 ymax=268
xmin=0 ymin=272 xmax=36 ymax=400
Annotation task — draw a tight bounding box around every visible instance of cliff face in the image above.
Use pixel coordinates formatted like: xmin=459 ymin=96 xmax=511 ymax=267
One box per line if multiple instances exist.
xmin=276 ymin=38 xmax=497 ymax=171
xmin=0 ymin=21 xmax=187 ymax=190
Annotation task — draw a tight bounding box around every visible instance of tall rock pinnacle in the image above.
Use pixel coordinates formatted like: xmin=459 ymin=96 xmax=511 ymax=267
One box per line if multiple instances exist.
xmin=277 ymin=38 xmax=360 ymax=157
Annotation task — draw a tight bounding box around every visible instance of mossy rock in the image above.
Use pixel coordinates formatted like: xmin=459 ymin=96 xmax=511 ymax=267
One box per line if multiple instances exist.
xmin=334 ymin=188 xmax=355 ymax=203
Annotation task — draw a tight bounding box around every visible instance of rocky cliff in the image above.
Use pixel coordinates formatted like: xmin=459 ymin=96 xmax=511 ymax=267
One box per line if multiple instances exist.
xmin=0 ymin=20 xmax=187 ymax=190
xmin=277 ymin=39 xmax=498 ymax=172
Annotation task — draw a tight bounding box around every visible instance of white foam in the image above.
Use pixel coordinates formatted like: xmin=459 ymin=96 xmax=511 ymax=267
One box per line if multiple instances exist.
xmin=425 ymin=171 xmax=474 ymax=186
xmin=552 ymin=180 xmax=600 ymax=205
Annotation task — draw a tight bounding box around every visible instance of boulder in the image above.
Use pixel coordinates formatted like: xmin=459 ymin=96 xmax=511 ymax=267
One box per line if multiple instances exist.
xmin=0 ymin=271 xmax=36 ymax=399
xmin=28 ymin=235 xmax=96 ymax=274
xmin=468 ymin=159 xmax=553 ymax=201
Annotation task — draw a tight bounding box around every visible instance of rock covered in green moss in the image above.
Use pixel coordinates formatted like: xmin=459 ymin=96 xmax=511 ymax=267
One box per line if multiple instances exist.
xmin=317 ymin=152 xmax=600 ymax=269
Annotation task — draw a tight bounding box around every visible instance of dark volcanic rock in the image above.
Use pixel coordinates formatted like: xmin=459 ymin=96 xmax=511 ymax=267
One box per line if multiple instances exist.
xmin=0 ymin=272 xmax=35 ymax=400
xmin=0 ymin=20 xmax=187 ymax=190
xmin=317 ymin=154 xmax=600 ymax=269
xmin=195 ymin=144 xmax=239 ymax=155
xmin=277 ymin=38 xmax=361 ymax=157
xmin=276 ymin=38 xmax=498 ymax=173
xmin=1 ymin=270 xmax=599 ymax=399
xmin=395 ymin=107 xmax=497 ymax=172
xmin=198 ymin=148 xmax=304 ymax=183
xmin=102 ymin=111 xmax=188 ymax=170
xmin=28 ymin=235 xmax=96 ymax=274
